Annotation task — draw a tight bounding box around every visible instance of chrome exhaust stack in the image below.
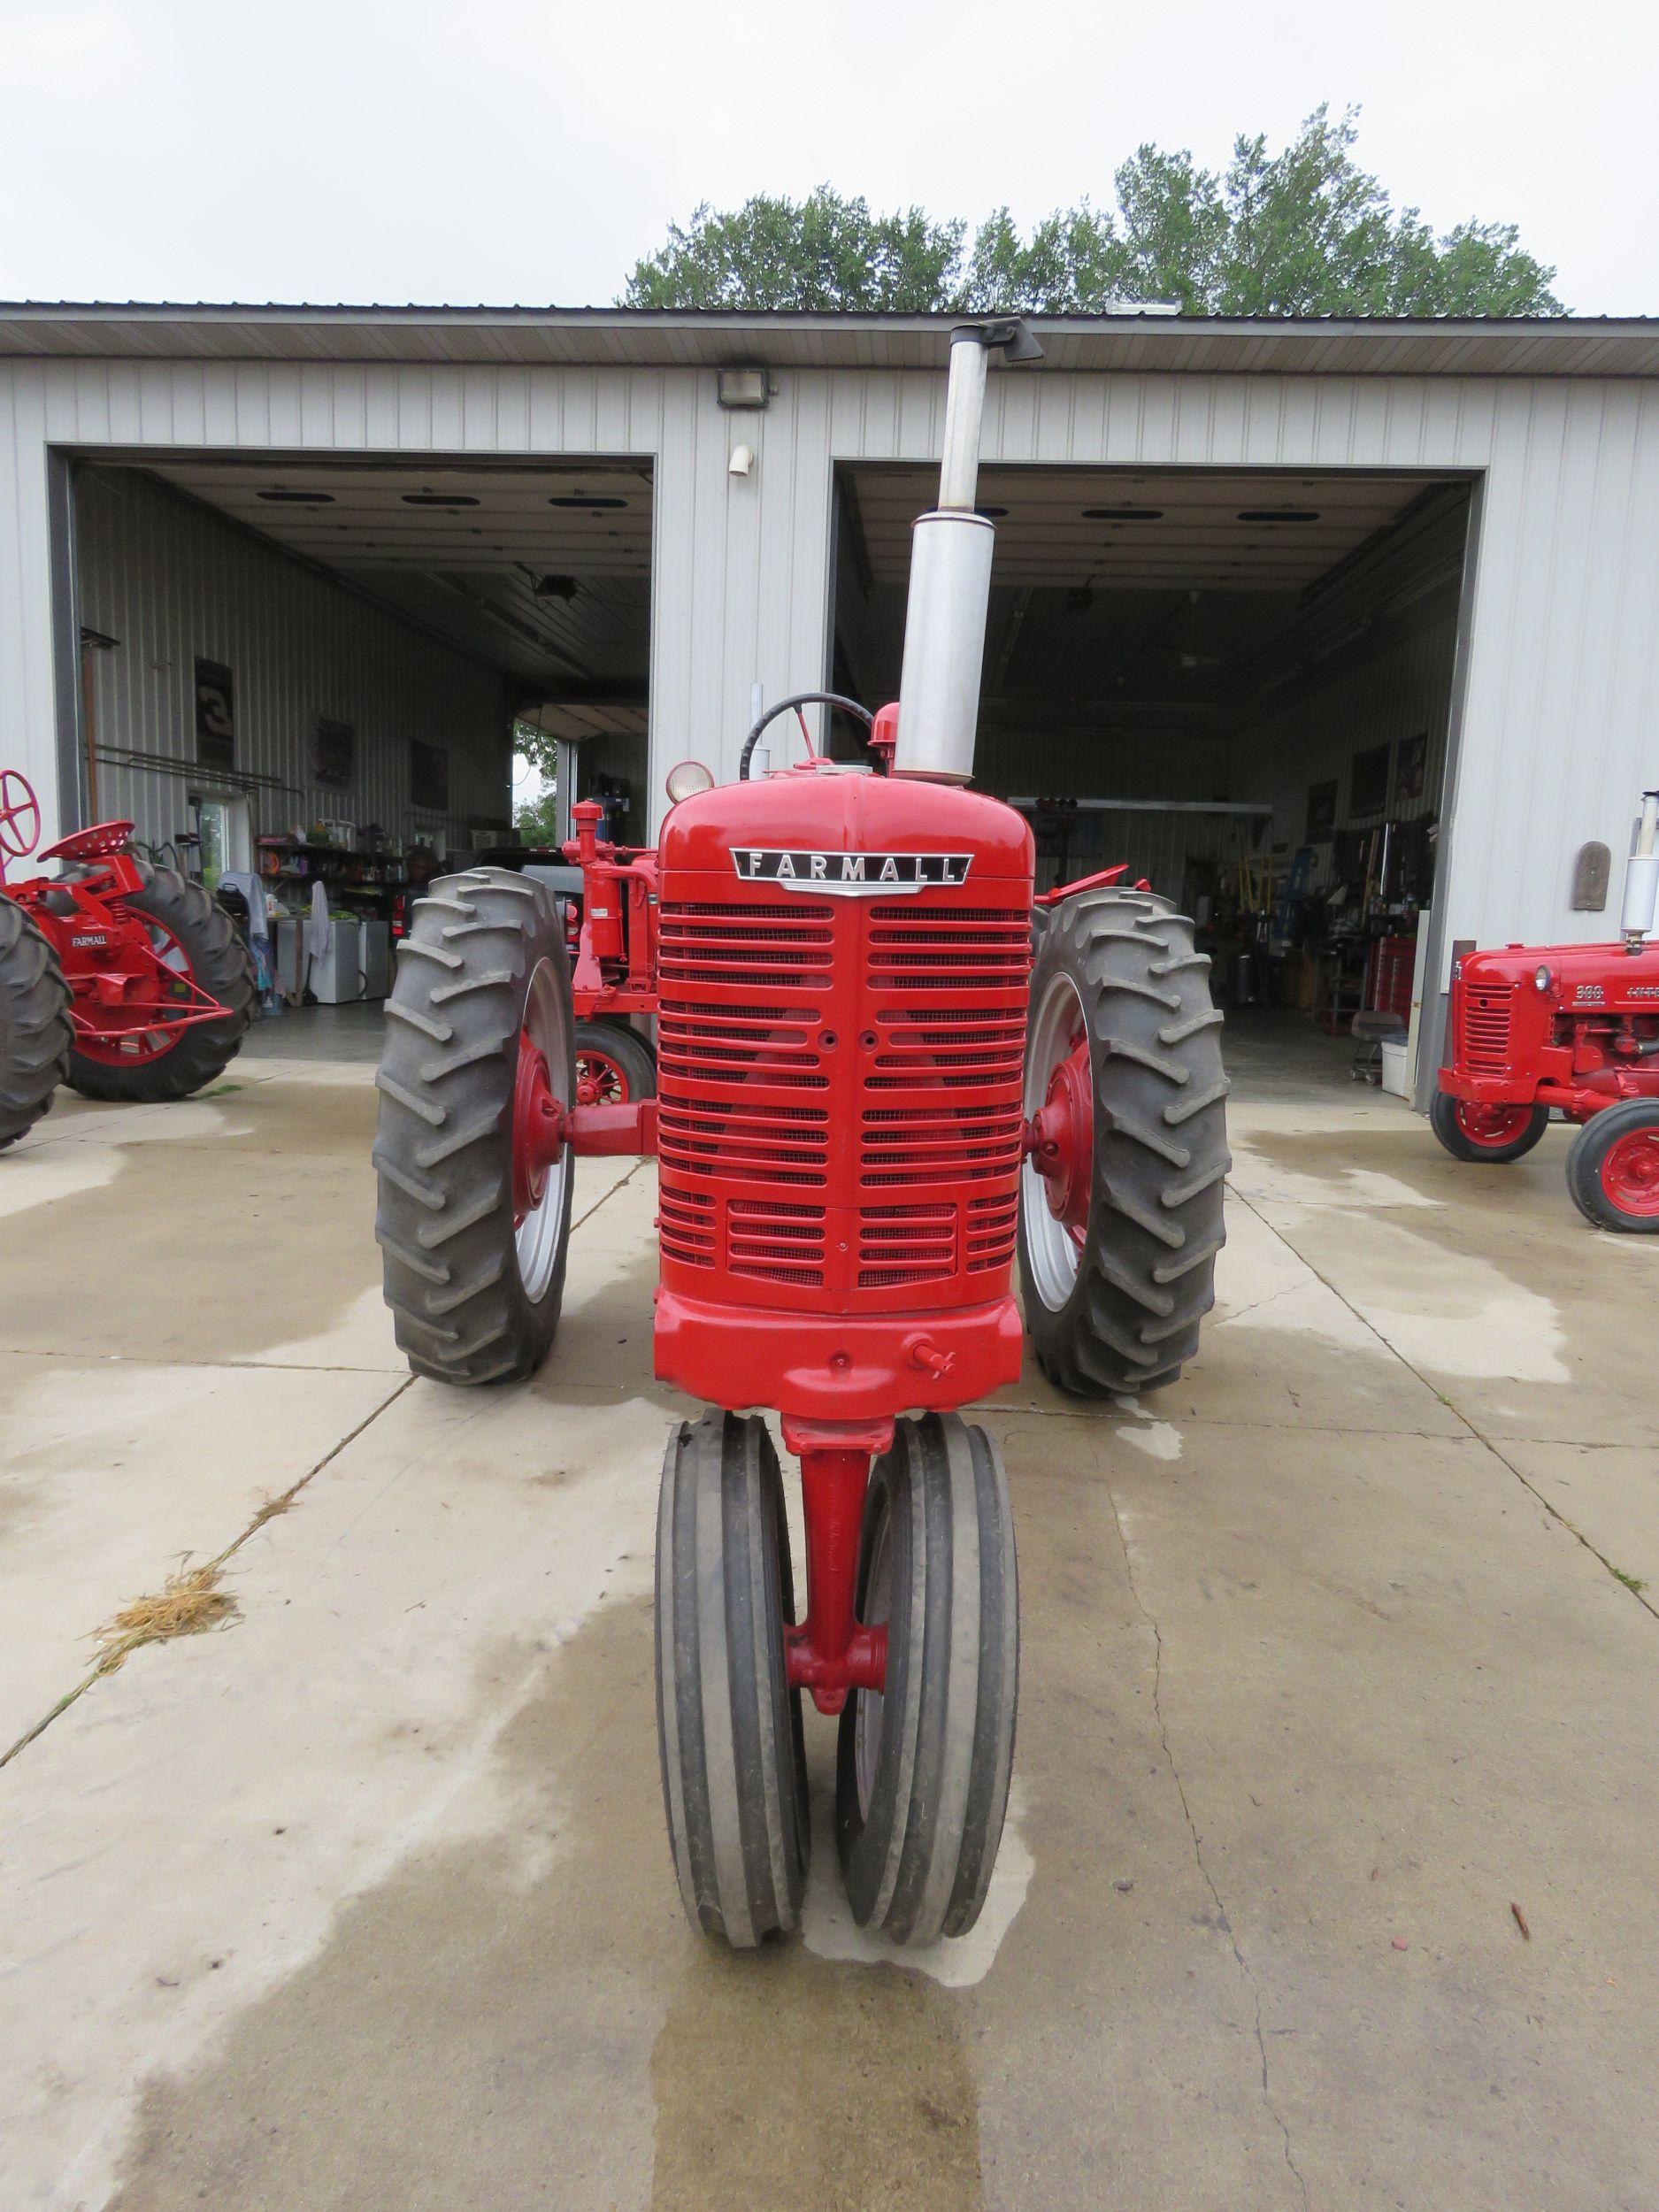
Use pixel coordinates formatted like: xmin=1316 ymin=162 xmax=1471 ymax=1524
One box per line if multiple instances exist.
xmin=894 ymin=319 xmax=1042 ymax=783
xmin=1620 ymin=787 xmax=1659 ymax=950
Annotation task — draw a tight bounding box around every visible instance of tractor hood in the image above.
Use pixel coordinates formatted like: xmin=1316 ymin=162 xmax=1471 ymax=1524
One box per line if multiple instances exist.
xmin=1456 ymin=937 xmax=1659 ymax=1012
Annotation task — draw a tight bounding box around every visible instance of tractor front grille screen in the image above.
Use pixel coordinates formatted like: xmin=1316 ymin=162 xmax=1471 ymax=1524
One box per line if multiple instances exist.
xmin=657 ymin=893 xmax=1029 ymax=1309
xmin=1460 ymin=984 xmax=1516 ymax=1073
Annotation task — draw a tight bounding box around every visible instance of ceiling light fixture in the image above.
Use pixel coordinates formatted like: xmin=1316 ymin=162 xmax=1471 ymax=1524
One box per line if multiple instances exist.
xmin=547 ymin=494 xmax=628 ymax=509
xmin=1237 ymin=507 xmax=1321 ymax=523
xmin=1084 ymin=505 xmax=1164 ymax=521
xmin=257 ymin=488 xmax=335 ymax=505
xmin=401 ymin=492 xmax=480 ymax=509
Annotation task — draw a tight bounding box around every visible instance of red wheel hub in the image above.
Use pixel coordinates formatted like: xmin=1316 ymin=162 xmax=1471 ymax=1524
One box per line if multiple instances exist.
xmin=1028 ymin=1025 xmax=1093 ymax=1247
xmin=511 ymin=1027 xmax=566 ymax=1222
xmin=73 ymin=911 xmax=202 ymax=1066
xmin=1600 ymin=1126 xmax=1659 ymax=1217
xmin=576 ymin=1047 xmax=629 ymax=1107
xmin=1456 ymin=1101 xmax=1536 ymax=1148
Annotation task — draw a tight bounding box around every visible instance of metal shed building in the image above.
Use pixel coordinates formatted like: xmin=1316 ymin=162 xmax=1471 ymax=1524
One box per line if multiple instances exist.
xmin=4 ymin=303 xmax=1658 ymax=1095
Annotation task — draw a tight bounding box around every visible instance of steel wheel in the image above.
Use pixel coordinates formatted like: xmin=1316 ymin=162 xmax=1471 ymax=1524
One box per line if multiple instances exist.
xmin=1567 ymin=1100 xmax=1659 ymax=1232
xmin=574 ymin=1018 xmax=657 ymax=1107
xmin=514 ymin=958 xmax=572 ymax=1302
xmin=1429 ymin=1088 xmax=1549 ymax=1164
xmin=1021 ymin=968 xmax=1090 ymax=1313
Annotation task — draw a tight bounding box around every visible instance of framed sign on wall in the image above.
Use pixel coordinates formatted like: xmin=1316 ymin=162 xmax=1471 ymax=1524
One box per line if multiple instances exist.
xmin=311 ymin=713 xmax=356 ymax=790
xmin=195 ymin=658 xmax=234 ymax=769
xmin=410 ymin=739 xmax=449 ymax=812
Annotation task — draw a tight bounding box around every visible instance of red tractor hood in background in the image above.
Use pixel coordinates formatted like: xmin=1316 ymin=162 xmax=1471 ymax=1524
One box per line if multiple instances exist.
xmin=1442 ymin=934 xmax=1659 ymax=1109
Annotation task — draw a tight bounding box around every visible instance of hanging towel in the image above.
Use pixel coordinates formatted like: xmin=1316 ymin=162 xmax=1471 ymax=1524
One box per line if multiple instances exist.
xmin=307 ymin=880 xmax=332 ymax=960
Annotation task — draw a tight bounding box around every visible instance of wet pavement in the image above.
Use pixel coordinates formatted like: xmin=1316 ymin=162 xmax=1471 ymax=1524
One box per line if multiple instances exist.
xmin=3 ymin=1012 xmax=1657 ymax=2210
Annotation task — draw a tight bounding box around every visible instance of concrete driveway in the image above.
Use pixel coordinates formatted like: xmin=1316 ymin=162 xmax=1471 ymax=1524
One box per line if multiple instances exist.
xmin=3 ymin=1017 xmax=1656 ymax=2212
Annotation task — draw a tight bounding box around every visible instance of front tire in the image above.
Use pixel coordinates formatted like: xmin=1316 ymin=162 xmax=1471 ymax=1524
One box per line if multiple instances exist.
xmin=1565 ymin=1101 xmax=1659 ymax=1232
xmin=1429 ymin=1089 xmax=1549 ymax=1164
xmin=373 ymin=867 xmax=574 ymax=1385
xmin=0 ymin=897 xmax=72 ymax=1148
xmin=836 ymin=1415 xmax=1018 ymax=1947
xmin=63 ymin=863 xmax=253 ymax=1102
xmin=1019 ymin=889 xmax=1230 ymax=1396
xmin=575 ymin=1018 xmax=656 ymax=1104
xmin=656 ymin=1411 xmax=809 ymax=1946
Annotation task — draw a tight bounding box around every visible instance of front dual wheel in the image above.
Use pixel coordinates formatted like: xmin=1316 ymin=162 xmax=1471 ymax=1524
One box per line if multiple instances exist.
xmin=655 ymin=1410 xmax=1018 ymax=1951
xmin=373 ymin=866 xmax=574 ymax=1385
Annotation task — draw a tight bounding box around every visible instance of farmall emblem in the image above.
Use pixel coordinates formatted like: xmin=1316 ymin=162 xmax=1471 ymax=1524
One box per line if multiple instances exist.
xmin=733 ymin=849 xmax=972 ymax=896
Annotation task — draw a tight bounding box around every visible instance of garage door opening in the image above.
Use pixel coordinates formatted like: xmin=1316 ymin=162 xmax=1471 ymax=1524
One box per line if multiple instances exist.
xmin=64 ymin=451 xmax=652 ymax=1029
xmin=832 ymin=464 xmax=1474 ymax=1099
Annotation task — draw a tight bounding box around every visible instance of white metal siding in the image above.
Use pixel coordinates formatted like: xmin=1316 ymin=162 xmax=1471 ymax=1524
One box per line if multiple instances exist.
xmin=74 ymin=465 xmax=511 ymax=852
xmin=4 ymin=357 xmax=1659 ymax=969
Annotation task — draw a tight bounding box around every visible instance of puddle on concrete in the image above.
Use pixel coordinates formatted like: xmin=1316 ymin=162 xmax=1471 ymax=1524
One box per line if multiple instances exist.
xmin=799 ymin=1777 xmax=1033 ymax=1989
xmin=1110 ymin=1398 xmax=1185 ymax=1462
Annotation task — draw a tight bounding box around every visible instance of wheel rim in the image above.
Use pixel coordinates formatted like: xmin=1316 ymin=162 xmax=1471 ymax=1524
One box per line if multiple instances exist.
xmin=853 ymin=1504 xmax=895 ymax=1822
xmin=1022 ymin=969 xmax=1092 ymax=1312
xmin=73 ymin=913 xmax=195 ymax=1065
xmin=512 ymin=957 xmax=570 ymax=1300
xmin=1455 ymin=1101 xmax=1536 ymax=1148
xmin=577 ymin=1044 xmax=630 ymax=1106
xmin=1599 ymin=1125 xmax=1659 ymax=1217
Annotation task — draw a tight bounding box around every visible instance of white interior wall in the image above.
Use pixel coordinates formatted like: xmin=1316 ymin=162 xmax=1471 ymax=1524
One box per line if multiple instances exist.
xmin=1229 ymin=604 xmax=1458 ymax=889
xmin=74 ymin=465 xmax=512 ymax=854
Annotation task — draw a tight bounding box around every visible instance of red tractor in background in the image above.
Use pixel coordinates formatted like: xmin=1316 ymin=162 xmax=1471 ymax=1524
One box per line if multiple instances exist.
xmin=1432 ymin=788 xmax=1659 ymax=1231
xmin=0 ymin=770 xmax=253 ymax=1149
xmin=373 ymin=321 xmax=1230 ymax=1949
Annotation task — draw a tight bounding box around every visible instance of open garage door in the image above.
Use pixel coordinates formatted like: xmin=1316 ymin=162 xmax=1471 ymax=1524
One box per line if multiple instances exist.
xmin=70 ymin=453 xmax=652 ymax=866
xmin=833 ymin=463 xmax=1473 ymax=1103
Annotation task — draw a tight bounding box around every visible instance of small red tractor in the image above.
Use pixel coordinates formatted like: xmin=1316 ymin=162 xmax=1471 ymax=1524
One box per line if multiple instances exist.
xmin=373 ymin=320 xmax=1230 ymax=1947
xmin=1432 ymin=788 xmax=1659 ymax=1232
xmin=0 ymin=771 xmax=253 ymax=1149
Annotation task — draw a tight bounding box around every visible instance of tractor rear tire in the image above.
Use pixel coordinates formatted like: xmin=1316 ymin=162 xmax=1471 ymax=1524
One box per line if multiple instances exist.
xmin=1428 ymin=1089 xmax=1549 ymax=1164
xmin=0 ymin=897 xmax=72 ymax=1149
xmin=373 ymin=867 xmax=575 ymax=1386
xmin=1019 ymin=889 xmax=1230 ymax=1397
xmin=1565 ymin=1100 xmax=1659 ymax=1233
xmin=575 ymin=1018 xmax=656 ymax=1103
xmin=656 ymin=1411 xmax=809 ymax=1946
xmin=836 ymin=1415 xmax=1018 ymax=1947
xmin=62 ymin=863 xmax=254 ymax=1103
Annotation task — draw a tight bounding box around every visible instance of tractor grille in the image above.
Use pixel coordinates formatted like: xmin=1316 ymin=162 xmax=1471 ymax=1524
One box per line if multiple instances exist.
xmin=657 ymin=892 xmax=1027 ymax=1307
xmin=1460 ymin=983 xmax=1516 ymax=1074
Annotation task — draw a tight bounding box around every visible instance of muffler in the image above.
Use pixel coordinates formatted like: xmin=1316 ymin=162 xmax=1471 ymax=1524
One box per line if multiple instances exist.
xmin=1621 ymin=788 xmax=1659 ymax=949
xmin=894 ymin=319 xmax=1041 ymax=783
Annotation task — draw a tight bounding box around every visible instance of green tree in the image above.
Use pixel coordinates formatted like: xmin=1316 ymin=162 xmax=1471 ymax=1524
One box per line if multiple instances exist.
xmin=513 ymin=778 xmax=560 ymax=849
xmin=620 ymin=110 xmax=1563 ymax=317
xmin=623 ymin=187 xmax=965 ymax=311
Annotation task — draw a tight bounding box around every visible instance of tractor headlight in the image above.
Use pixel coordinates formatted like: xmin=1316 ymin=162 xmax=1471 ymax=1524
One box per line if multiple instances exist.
xmin=1534 ymin=964 xmax=1552 ymax=993
xmin=665 ymin=758 xmax=715 ymax=806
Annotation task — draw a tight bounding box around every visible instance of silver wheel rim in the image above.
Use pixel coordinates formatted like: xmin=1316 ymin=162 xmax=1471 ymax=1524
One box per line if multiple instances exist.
xmin=515 ymin=956 xmax=570 ymax=1302
xmin=1022 ymin=968 xmax=1088 ymax=1313
xmin=853 ymin=1506 xmax=895 ymax=1820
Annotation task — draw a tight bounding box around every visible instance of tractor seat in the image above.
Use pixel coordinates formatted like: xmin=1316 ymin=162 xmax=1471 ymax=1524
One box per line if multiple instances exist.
xmin=39 ymin=820 xmax=135 ymax=864
xmin=1350 ymin=1008 xmax=1406 ymax=1085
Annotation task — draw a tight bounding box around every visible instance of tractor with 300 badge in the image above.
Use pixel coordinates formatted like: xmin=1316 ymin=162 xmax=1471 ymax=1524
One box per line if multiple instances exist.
xmin=1432 ymin=787 xmax=1659 ymax=1232
xmin=0 ymin=770 xmax=254 ymax=1151
xmin=373 ymin=320 xmax=1231 ymax=1947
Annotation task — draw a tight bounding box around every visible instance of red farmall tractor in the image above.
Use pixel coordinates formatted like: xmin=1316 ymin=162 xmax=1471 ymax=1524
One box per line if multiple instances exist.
xmin=0 ymin=771 xmax=254 ymax=1149
xmin=1432 ymin=789 xmax=1659 ymax=1232
xmin=373 ymin=322 xmax=1230 ymax=1947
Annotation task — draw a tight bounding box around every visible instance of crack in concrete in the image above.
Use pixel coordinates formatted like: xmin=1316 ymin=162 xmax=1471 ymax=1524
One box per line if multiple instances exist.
xmin=1231 ymin=1188 xmax=1659 ymax=1627
xmin=1098 ymin=1440 xmax=1312 ymax=2212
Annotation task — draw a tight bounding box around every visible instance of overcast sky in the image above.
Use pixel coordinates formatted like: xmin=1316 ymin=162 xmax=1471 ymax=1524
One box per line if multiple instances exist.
xmin=1 ymin=0 xmax=1654 ymax=316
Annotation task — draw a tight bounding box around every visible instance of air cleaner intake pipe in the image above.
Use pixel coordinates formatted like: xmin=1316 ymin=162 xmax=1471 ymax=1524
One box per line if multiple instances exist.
xmin=1620 ymin=787 xmax=1659 ymax=949
xmin=894 ymin=319 xmax=1042 ymax=782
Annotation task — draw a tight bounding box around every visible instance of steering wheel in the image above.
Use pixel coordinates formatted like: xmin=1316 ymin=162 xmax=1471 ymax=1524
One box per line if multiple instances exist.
xmin=0 ymin=769 xmax=41 ymax=862
xmin=738 ymin=692 xmax=876 ymax=782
